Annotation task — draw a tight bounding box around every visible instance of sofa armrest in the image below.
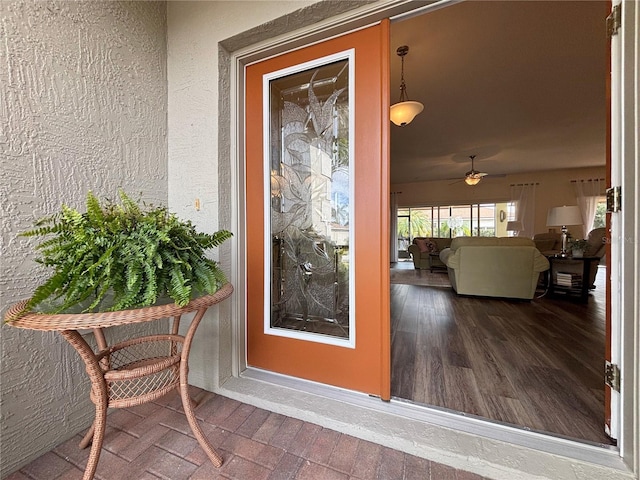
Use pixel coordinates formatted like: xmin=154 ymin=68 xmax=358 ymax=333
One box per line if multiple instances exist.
xmin=408 ymin=244 xmax=421 ymax=257
xmin=439 ymin=248 xmax=454 ymax=267
xmin=533 ymin=251 xmax=551 ymax=272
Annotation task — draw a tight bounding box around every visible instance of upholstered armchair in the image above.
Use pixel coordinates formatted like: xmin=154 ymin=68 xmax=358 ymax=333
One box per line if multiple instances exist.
xmin=583 ymin=227 xmax=607 ymax=258
xmin=557 ymin=227 xmax=607 ymax=288
xmin=583 ymin=227 xmax=607 ymax=288
xmin=533 ymin=232 xmax=563 ymax=256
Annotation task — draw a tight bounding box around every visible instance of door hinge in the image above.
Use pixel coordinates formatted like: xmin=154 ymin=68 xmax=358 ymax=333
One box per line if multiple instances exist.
xmin=607 ymin=4 xmax=621 ymax=38
xmin=606 ymin=186 xmax=621 ymax=212
xmin=605 ymin=360 xmax=620 ymax=391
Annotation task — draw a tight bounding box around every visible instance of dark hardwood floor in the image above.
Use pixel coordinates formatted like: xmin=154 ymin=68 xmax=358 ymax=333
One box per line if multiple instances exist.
xmin=390 ymin=261 xmax=613 ymax=445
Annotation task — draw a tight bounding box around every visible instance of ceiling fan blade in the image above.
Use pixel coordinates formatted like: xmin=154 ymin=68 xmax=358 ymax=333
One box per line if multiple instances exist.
xmin=465 ymin=171 xmax=488 ymax=179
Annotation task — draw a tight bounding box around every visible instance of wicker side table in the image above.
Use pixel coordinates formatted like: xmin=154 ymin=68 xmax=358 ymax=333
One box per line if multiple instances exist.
xmin=4 ymin=283 xmax=234 ymax=480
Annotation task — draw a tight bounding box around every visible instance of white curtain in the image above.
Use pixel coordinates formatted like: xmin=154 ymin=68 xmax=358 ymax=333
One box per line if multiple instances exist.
xmin=573 ymin=179 xmax=604 ymax=237
xmin=390 ymin=192 xmax=399 ymax=263
xmin=510 ymin=183 xmax=537 ymax=238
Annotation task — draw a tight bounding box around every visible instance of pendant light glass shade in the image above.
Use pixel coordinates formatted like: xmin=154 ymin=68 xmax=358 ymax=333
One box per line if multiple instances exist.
xmin=390 ymin=46 xmax=424 ymax=126
xmin=390 ymin=101 xmax=424 ymax=126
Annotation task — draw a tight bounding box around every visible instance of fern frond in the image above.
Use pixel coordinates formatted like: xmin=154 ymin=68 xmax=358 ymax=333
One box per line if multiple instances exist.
xmin=16 ymin=269 xmax=70 ymax=317
xmin=197 ymin=230 xmax=234 ymax=249
xmin=32 ymin=213 xmax=59 ymax=227
xmin=20 ymin=221 xmax=67 ymax=238
xmin=168 ymin=269 xmax=191 ymax=306
xmin=32 ymin=235 xmax=67 ymax=251
xmin=193 ymin=260 xmax=214 ymax=293
xmin=83 ymin=191 xmax=105 ymax=227
xmin=61 ymin=205 xmax=84 ymax=228
xmin=86 ymin=284 xmax=112 ymax=312
xmin=118 ymin=189 xmax=142 ymax=217
xmin=54 ymin=283 xmax=97 ymax=314
xmin=140 ymin=262 xmax=158 ymax=306
xmin=208 ymin=261 xmax=229 ymax=288
xmin=111 ymin=271 xmax=143 ymax=311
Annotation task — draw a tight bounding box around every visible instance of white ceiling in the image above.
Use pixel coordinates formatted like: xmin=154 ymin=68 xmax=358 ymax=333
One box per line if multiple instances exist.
xmin=389 ymin=1 xmax=609 ymax=184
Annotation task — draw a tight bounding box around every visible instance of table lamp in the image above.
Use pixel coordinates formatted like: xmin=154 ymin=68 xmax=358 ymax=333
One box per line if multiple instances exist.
xmin=546 ymin=205 xmax=583 ymax=257
xmin=506 ymin=220 xmax=523 ymax=236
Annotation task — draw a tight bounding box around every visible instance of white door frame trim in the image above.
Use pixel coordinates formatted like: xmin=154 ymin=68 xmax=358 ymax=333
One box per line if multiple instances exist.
xmin=219 ymin=1 xmax=639 ymax=478
xmin=615 ymin=0 xmax=639 ymax=469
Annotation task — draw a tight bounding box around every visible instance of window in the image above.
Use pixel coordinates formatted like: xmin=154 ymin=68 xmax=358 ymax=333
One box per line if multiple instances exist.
xmin=593 ymin=199 xmax=606 ymax=229
xmin=399 ymin=204 xmax=501 ymax=240
xmin=397 ymin=209 xmax=410 ymax=255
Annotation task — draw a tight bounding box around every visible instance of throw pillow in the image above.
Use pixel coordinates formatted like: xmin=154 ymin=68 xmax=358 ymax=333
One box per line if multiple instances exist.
xmin=414 ymin=238 xmax=429 ymax=253
xmin=425 ymin=238 xmax=438 ymax=253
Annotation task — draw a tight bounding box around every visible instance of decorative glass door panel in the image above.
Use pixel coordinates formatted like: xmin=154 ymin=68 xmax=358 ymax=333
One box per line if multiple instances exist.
xmin=245 ymin=22 xmax=390 ymax=397
xmin=265 ymin=53 xmax=353 ymax=346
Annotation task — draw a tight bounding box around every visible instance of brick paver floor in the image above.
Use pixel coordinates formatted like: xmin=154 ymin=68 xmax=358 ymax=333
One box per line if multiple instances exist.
xmin=6 ymin=387 xmax=490 ymax=479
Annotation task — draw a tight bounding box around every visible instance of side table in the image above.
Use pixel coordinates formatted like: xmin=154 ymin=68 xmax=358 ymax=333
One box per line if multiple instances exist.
xmin=4 ymin=283 xmax=234 ymax=480
xmin=428 ymin=252 xmax=447 ymax=272
xmin=547 ymin=256 xmax=598 ymax=303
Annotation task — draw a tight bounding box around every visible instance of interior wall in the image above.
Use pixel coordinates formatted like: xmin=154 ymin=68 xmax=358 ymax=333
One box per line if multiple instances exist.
xmin=0 ymin=2 xmax=168 ymax=476
xmin=392 ymin=165 xmax=607 ymax=238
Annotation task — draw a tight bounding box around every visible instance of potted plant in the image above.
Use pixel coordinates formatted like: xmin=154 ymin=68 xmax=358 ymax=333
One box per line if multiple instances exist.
xmin=11 ymin=190 xmax=232 ymax=317
xmin=569 ymin=238 xmax=590 ymax=258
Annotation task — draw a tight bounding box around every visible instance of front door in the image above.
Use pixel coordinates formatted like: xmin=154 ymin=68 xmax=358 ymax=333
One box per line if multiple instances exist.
xmin=245 ymin=22 xmax=391 ymax=398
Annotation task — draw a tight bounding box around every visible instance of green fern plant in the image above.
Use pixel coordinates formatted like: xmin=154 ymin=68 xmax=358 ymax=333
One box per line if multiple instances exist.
xmin=12 ymin=190 xmax=232 ymax=317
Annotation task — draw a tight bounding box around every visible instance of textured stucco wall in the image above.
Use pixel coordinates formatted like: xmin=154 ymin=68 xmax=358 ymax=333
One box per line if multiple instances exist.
xmin=0 ymin=1 xmax=167 ymax=476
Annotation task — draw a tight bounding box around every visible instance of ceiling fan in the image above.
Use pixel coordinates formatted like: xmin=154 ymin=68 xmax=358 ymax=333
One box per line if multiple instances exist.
xmin=463 ymin=155 xmax=488 ymax=185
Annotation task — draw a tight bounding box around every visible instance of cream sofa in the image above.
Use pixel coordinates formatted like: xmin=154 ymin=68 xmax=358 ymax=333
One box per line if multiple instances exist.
xmin=439 ymin=237 xmax=550 ymax=300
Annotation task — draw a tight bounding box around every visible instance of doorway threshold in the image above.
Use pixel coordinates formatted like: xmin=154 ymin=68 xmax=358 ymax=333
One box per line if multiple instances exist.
xmin=215 ymin=368 xmax=630 ymax=480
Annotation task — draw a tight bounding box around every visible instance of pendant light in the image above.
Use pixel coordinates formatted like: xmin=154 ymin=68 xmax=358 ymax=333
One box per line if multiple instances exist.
xmin=390 ymin=45 xmax=424 ymax=126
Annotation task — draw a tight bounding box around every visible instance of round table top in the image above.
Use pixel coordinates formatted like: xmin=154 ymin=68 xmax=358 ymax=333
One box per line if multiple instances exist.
xmin=4 ymin=283 xmax=234 ymax=331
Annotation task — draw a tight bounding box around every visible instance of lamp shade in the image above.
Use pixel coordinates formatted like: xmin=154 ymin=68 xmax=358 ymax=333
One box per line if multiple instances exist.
xmin=506 ymin=220 xmax=523 ymax=231
xmin=546 ymin=205 xmax=583 ymax=227
xmin=390 ymin=101 xmax=424 ymax=126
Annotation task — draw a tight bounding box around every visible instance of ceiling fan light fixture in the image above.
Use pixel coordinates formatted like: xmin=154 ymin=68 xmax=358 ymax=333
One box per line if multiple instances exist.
xmin=462 ymin=155 xmax=487 ymax=186
xmin=390 ymin=45 xmax=424 ymax=126
xmin=464 ymin=176 xmax=481 ymax=186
